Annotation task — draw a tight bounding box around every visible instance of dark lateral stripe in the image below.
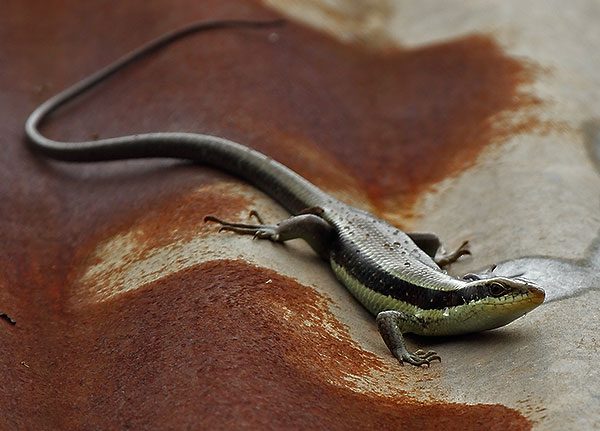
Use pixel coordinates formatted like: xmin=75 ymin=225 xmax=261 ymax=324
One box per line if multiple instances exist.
xmin=330 ymin=238 xmax=484 ymax=310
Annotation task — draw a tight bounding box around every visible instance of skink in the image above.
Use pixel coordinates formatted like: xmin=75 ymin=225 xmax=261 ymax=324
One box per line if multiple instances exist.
xmin=25 ymin=19 xmax=545 ymax=366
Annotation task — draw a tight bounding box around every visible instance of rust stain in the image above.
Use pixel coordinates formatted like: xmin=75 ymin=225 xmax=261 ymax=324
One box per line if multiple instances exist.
xmin=247 ymin=31 xmax=543 ymax=217
xmin=58 ymin=260 xmax=530 ymax=430
xmin=38 ymin=0 xmax=543 ymax=220
xmin=66 ymin=181 xmax=255 ymax=305
xmin=0 ymin=0 xmax=539 ymax=428
xmin=69 ymin=180 xmax=252 ymax=273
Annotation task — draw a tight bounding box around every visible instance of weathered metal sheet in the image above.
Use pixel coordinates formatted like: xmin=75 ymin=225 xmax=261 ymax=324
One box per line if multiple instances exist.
xmin=1 ymin=0 xmax=566 ymax=429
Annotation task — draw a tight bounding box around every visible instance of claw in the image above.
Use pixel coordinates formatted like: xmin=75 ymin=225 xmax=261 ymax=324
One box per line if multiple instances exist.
xmin=216 ymin=225 xmax=258 ymax=236
xmin=436 ymin=240 xmax=471 ymax=267
xmin=204 ymin=213 xmax=284 ymax=243
xmin=459 ymin=241 xmax=471 ymax=255
xmin=248 ymin=209 xmax=265 ymax=224
xmin=204 ymin=215 xmax=221 ymax=224
xmin=253 ymin=230 xmax=270 ymax=240
xmin=397 ymin=348 xmax=441 ymax=366
xmin=420 ymin=350 xmax=440 ymax=359
xmin=449 ymin=240 xmax=471 ymax=259
xmin=205 ymin=213 xmax=273 ymax=236
xmin=205 ymin=215 xmax=262 ymax=230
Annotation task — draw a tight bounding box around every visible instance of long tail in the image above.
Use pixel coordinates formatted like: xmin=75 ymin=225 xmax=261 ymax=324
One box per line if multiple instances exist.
xmin=25 ymin=18 xmax=328 ymax=213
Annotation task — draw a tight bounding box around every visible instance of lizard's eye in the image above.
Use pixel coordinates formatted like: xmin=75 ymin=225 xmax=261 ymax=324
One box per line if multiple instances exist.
xmin=488 ymin=282 xmax=507 ymax=297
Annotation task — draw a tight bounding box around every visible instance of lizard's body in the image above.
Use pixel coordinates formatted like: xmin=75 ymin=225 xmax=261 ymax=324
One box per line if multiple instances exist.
xmin=26 ymin=19 xmax=544 ymax=366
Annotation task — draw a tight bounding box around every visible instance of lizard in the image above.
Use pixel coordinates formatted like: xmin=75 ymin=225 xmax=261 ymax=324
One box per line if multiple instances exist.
xmin=25 ymin=18 xmax=545 ymax=366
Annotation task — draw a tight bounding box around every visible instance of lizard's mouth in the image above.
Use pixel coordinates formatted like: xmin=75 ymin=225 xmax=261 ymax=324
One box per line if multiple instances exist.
xmin=528 ymin=286 xmax=546 ymax=305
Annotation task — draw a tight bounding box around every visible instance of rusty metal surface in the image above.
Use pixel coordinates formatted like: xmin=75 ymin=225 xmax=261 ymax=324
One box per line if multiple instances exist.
xmin=0 ymin=0 xmax=541 ymax=429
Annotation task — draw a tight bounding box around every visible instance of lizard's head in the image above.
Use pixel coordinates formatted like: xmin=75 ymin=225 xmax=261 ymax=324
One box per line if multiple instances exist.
xmin=457 ymin=275 xmax=545 ymax=332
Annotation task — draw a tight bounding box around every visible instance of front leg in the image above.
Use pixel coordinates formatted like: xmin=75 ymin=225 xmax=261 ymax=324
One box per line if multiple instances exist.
xmin=376 ymin=310 xmax=441 ymax=366
xmin=406 ymin=232 xmax=470 ymax=268
xmin=204 ymin=213 xmax=334 ymax=258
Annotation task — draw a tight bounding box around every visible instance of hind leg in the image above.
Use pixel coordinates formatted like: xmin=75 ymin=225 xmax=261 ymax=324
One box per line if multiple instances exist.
xmin=204 ymin=213 xmax=334 ymax=258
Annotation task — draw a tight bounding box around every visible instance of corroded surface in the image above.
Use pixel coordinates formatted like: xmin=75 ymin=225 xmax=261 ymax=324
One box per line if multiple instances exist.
xmin=388 ymin=2 xmax=600 ymax=430
xmin=0 ymin=0 xmax=574 ymax=429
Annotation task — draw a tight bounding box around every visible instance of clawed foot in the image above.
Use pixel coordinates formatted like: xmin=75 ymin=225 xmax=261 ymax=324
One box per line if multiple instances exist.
xmin=435 ymin=240 xmax=471 ymax=268
xmin=395 ymin=348 xmax=441 ymax=367
xmin=204 ymin=214 xmax=281 ymax=241
xmin=376 ymin=310 xmax=441 ymax=368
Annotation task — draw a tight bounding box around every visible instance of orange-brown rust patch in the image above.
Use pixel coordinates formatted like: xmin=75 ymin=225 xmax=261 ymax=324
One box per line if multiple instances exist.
xmin=40 ymin=2 xmax=543 ymax=219
xmin=51 ymin=260 xmax=529 ymax=430
xmin=251 ymin=32 xmax=543 ymax=215
xmin=68 ymin=180 xmax=252 ymax=281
